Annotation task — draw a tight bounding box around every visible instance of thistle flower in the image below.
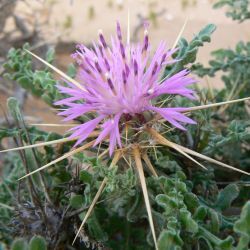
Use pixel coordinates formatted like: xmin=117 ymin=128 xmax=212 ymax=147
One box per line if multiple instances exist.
xmin=55 ymin=22 xmax=196 ymax=155
xmin=3 ymin=20 xmax=250 ymax=250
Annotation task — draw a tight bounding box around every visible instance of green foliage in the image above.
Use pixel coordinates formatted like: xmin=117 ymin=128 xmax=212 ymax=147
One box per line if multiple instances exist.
xmin=193 ymin=41 xmax=250 ymax=110
xmin=164 ymin=24 xmax=216 ymax=77
xmin=0 ymin=14 xmax=250 ymax=250
xmin=11 ymin=239 xmax=28 ymax=250
xmin=214 ymin=184 xmax=239 ymax=211
xmin=158 ymin=229 xmax=182 ymax=250
xmin=234 ymin=201 xmax=250 ymax=250
xmin=70 ymin=195 xmax=84 ymax=209
xmin=29 ymin=236 xmax=47 ymax=250
xmin=214 ymin=0 xmax=250 ymax=22
xmin=11 ymin=236 xmax=47 ymax=250
xmin=2 ymin=44 xmax=63 ymax=105
xmin=156 ymin=173 xmax=198 ymax=249
xmin=155 ymin=172 xmax=239 ymax=250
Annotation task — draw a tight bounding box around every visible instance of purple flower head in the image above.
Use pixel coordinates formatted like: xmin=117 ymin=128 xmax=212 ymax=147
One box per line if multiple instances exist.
xmin=55 ymin=22 xmax=197 ymax=155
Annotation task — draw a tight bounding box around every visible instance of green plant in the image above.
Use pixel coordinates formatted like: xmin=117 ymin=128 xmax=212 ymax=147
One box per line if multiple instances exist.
xmin=214 ymin=0 xmax=250 ymax=22
xmin=0 ymin=15 xmax=250 ymax=250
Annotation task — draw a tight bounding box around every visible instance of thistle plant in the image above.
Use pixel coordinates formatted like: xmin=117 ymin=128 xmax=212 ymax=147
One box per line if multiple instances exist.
xmin=1 ymin=19 xmax=250 ymax=250
xmin=214 ymin=0 xmax=250 ymax=22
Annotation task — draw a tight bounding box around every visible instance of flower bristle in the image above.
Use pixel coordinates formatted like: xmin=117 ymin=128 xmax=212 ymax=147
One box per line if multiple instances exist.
xmin=56 ymin=22 xmax=196 ymax=155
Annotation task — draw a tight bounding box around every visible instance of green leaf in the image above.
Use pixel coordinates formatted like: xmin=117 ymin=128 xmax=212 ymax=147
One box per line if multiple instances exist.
xmin=218 ymin=236 xmax=235 ymax=250
xmin=214 ymin=184 xmax=239 ymax=211
xmin=126 ymin=192 xmax=144 ymax=222
xmin=87 ymin=212 xmax=108 ymax=242
xmin=194 ymin=206 xmax=207 ymax=221
xmin=165 ymin=24 xmax=216 ymax=77
xmin=234 ymin=201 xmax=250 ymax=250
xmin=45 ymin=48 xmax=55 ymax=64
xmin=70 ymin=194 xmax=84 ymax=209
xmin=17 ymin=76 xmax=32 ymax=88
xmin=179 ymin=208 xmax=198 ymax=234
xmin=79 ymin=170 xmax=93 ymax=184
xmin=7 ymin=97 xmax=22 ymax=122
xmin=156 ymin=194 xmax=178 ymax=212
xmin=208 ymin=209 xmax=220 ymax=234
xmin=213 ymin=1 xmax=228 ymax=9
xmin=11 ymin=239 xmax=28 ymax=250
xmin=29 ymin=236 xmax=47 ymax=250
xmin=184 ymin=192 xmax=199 ymax=212
xmin=158 ymin=229 xmax=183 ymax=250
xmin=196 ymin=24 xmax=217 ymax=43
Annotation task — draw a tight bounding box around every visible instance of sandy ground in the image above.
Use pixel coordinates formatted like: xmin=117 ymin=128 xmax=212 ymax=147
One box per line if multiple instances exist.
xmin=1 ymin=0 xmax=250 ymax=133
xmin=35 ymin=0 xmax=250 ymax=68
xmin=12 ymin=0 xmax=250 ymax=69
